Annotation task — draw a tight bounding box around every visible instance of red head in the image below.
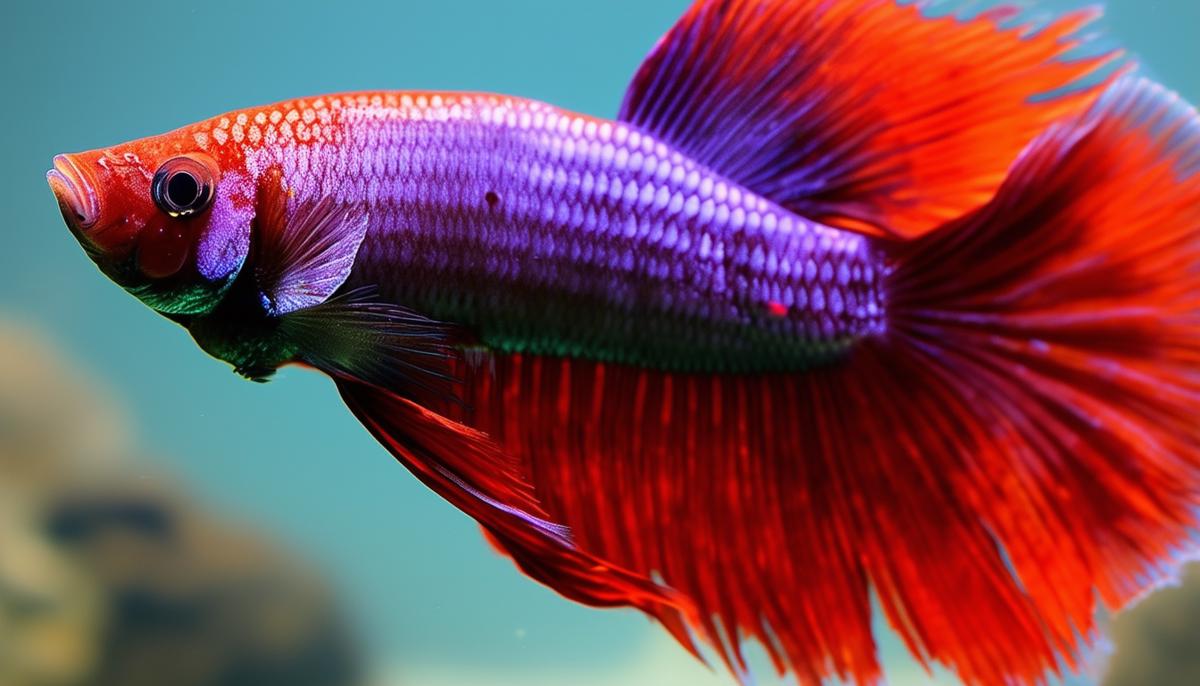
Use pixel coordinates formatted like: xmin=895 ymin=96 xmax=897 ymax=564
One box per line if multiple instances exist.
xmin=48 ymin=124 xmax=256 ymax=315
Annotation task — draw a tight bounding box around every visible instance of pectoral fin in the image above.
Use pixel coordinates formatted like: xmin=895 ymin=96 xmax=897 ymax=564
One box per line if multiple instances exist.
xmin=253 ymin=170 xmax=370 ymax=315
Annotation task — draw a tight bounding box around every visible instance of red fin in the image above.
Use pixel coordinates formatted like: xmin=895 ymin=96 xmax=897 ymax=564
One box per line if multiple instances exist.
xmin=451 ymin=352 xmax=1077 ymax=684
xmin=421 ymin=79 xmax=1200 ymax=685
xmin=451 ymin=357 xmax=883 ymax=683
xmin=619 ymin=0 xmax=1123 ymax=238
xmin=885 ymin=75 xmax=1200 ymax=671
xmin=334 ymin=378 xmax=698 ymax=655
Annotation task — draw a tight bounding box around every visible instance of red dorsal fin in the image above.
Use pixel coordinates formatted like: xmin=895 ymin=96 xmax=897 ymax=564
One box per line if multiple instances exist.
xmin=619 ymin=0 xmax=1124 ymax=238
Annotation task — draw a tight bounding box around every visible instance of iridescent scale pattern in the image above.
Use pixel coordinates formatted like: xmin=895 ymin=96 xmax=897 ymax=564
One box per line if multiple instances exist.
xmin=198 ymin=93 xmax=888 ymax=372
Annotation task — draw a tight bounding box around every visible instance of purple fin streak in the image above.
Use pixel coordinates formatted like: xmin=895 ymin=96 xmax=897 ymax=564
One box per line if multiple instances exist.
xmin=618 ymin=0 xmax=1122 ymax=238
xmin=253 ymin=170 xmax=370 ymax=315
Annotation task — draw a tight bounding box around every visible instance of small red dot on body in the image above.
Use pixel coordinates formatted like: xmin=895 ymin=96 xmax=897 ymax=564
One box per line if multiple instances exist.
xmin=766 ymin=301 xmax=789 ymax=318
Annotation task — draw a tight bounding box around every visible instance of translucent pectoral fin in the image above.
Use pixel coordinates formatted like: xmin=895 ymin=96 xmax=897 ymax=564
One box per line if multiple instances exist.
xmin=253 ymin=169 xmax=370 ymax=315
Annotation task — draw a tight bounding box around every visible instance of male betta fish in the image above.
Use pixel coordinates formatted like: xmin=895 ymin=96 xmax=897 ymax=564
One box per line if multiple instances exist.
xmin=47 ymin=1 xmax=1200 ymax=684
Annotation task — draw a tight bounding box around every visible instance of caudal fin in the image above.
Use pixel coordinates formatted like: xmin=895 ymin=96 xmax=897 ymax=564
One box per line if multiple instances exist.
xmin=883 ymin=76 xmax=1200 ymax=679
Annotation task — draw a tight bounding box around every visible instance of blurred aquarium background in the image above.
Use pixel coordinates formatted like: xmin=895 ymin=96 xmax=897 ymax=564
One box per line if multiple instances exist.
xmin=1 ymin=1 xmax=1198 ymax=684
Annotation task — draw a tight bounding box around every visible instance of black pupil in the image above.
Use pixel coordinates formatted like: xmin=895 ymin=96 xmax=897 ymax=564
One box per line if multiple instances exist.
xmin=166 ymin=171 xmax=199 ymax=208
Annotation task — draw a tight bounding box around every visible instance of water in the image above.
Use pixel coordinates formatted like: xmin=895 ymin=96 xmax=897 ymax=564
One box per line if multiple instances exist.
xmin=1 ymin=1 xmax=1197 ymax=684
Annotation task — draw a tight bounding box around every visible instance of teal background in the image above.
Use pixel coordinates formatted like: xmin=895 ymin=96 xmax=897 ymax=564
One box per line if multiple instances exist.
xmin=2 ymin=1 xmax=1197 ymax=684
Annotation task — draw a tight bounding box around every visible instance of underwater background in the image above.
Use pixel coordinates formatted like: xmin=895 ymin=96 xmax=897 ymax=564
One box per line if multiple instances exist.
xmin=2 ymin=1 xmax=1199 ymax=684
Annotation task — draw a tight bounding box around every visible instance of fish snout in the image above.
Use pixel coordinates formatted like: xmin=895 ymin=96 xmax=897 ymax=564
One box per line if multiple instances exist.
xmin=47 ymin=154 xmax=100 ymax=230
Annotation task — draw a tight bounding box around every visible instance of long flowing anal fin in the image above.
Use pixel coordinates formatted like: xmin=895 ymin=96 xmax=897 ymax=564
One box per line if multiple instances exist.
xmin=447 ymin=354 xmax=1066 ymax=684
xmin=282 ymin=288 xmax=697 ymax=654
xmin=445 ymin=357 xmax=884 ymax=683
xmin=254 ymin=168 xmax=370 ymax=314
xmin=334 ymin=378 xmax=698 ymax=655
xmin=409 ymin=78 xmax=1200 ymax=686
xmin=619 ymin=0 xmax=1123 ymax=238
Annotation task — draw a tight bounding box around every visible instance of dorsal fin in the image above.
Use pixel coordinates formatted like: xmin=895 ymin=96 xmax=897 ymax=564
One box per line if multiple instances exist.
xmin=618 ymin=0 xmax=1123 ymax=238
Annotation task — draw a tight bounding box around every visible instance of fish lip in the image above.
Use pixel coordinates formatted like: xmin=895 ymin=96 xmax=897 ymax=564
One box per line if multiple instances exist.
xmin=47 ymin=154 xmax=99 ymax=229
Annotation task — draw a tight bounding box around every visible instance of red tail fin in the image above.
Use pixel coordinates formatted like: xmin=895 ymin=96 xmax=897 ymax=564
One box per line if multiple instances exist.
xmin=881 ymin=76 xmax=1200 ymax=679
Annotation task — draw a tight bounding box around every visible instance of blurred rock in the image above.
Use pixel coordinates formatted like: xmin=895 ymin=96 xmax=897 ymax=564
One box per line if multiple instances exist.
xmin=0 ymin=323 xmax=365 ymax=686
xmin=0 ymin=324 xmax=128 ymax=487
xmin=45 ymin=481 xmax=365 ymax=686
xmin=1103 ymin=561 xmax=1200 ymax=686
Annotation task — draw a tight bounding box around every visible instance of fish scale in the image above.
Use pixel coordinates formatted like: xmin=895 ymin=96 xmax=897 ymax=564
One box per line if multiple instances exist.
xmin=230 ymin=93 xmax=886 ymax=372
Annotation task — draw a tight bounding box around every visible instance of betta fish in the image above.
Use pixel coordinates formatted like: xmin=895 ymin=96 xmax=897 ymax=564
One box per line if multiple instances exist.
xmin=46 ymin=1 xmax=1200 ymax=684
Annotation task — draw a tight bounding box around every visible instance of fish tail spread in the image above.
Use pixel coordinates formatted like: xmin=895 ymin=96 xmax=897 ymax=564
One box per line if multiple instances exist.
xmin=323 ymin=3 xmax=1200 ymax=686
xmin=868 ymin=76 xmax=1200 ymax=683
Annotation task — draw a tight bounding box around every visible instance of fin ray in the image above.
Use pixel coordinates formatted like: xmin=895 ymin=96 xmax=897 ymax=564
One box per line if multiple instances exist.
xmin=281 ymin=287 xmax=460 ymax=401
xmin=334 ymin=376 xmax=694 ymax=643
xmin=619 ymin=0 xmax=1123 ymax=237
xmin=253 ymin=169 xmax=370 ymax=314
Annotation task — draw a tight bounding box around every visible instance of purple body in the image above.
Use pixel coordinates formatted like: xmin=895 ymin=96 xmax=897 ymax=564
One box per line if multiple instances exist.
xmin=238 ymin=94 xmax=887 ymax=371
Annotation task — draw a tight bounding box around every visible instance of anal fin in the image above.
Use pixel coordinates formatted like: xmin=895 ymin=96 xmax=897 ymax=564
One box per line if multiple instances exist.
xmin=335 ymin=376 xmax=695 ymax=651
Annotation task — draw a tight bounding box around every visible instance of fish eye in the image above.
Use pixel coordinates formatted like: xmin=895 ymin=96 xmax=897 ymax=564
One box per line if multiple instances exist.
xmin=151 ymin=155 xmax=215 ymax=217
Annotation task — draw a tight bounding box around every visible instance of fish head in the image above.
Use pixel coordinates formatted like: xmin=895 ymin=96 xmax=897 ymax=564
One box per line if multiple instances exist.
xmin=48 ymin=129 xmax=255 ymax=316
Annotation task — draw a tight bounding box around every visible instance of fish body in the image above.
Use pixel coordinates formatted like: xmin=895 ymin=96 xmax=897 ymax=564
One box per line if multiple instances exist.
xmin=336 ymin=96 xmax=883 ymax=371
xmin=47 ymin=2 xmax=1200 ymax=685
xmin=72 ymin=94 xmax=887 ymax=372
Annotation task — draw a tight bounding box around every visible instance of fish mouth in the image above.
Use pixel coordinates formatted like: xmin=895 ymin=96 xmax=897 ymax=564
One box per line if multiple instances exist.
xmin=47 ymin=154 xmax=99 ymax=229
